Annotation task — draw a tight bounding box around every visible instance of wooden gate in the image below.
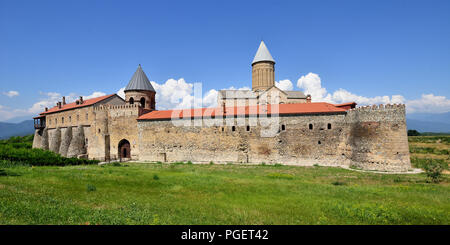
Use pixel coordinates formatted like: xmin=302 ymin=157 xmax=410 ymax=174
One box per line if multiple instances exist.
xmin=118 ymin=139 xmax=131 ymax=160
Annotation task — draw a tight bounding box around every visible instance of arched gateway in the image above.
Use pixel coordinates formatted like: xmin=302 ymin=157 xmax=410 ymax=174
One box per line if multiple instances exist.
xmin=118 ymin=139 xmax=131 ymax=160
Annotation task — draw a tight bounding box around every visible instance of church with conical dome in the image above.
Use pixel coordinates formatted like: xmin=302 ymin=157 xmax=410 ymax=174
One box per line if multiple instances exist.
xmin=32 ymin=42 xmax=411 ymax=172
xmin=218 ymin=41 xmax=310 ymax=108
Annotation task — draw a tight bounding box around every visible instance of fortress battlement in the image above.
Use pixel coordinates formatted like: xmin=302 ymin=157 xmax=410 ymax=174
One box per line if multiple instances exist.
xmin=348 ymin=103 xmax=406 ymax=112
xmin=93 ymin=104 xmax=141 ymax=111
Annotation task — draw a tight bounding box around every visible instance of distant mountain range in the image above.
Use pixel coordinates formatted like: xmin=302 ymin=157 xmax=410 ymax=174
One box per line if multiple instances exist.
xmin=406 ymin=112 xmax=450 ymax=133
xmin=0 ymin=120 xmax=35 ymax=139
xmin=0 ymin=112 xmax=449 ymax=139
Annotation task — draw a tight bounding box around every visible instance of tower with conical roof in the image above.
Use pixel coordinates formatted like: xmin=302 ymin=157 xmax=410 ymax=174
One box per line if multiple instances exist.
xmin=252 ymin=41 xmax=275 ymax=91
xmin=124 ymin=64 xmax=156 ymax=110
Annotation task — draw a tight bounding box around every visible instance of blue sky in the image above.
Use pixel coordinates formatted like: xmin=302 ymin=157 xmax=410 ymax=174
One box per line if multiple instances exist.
xmin=1 ymin=0 xmax=450 ymax=121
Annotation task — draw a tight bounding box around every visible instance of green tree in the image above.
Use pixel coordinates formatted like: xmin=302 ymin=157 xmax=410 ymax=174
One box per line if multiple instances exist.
xmin=407 ymin=129 xmax=420 ymax=136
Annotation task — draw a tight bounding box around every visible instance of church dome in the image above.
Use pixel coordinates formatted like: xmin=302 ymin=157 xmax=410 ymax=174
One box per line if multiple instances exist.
xmin=252 ymin=41 xmax=275 ymax=65
xmin=124 ymin=64 xmax=156 ymax=92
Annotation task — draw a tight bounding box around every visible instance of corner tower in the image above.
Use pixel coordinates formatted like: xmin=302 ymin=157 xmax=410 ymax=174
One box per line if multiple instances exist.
xmin=124 ymin=64 xmax=156 ymax=110
xmin=252 ymin=41 xmax=275 ymax=91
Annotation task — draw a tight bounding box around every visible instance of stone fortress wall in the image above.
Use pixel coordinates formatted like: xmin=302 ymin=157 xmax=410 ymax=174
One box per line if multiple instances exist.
xmin=137 ymin=103 xmax=410 ymax=171
xmin=33 ymin=101 xmax=411 ymax=171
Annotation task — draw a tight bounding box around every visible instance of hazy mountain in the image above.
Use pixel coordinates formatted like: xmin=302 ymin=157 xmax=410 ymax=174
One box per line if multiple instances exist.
xmin=4 ymin=116 xmax=34 ymax=123
xmin=406 ymin=112 xmax=450 ymax=133
xmin=0 ymin=120 xmax=35 ymax=139
xmin=406 ymin=119 xmax=450 ymax=133
xmin=406 ymin=112 xmax=450 ymax=124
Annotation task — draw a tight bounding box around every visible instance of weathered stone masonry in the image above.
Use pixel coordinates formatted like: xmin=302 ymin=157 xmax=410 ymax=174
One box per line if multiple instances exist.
xmin=136 ymin=104 xmax=410 ymax=171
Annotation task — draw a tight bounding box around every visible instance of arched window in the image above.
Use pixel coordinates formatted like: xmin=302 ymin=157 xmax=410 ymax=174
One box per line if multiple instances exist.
xmin=232 ymin=126 xmax=236 ymax=132
xmin=129 ymin=97 xmax=134 ymax=104
xmin=309 ymin=124 xmax=313 ymax=130
xmin=140 ymin=97 xmax=146 ymax=107
xmin=327 ymin=123 xmax=331 ymax=129
xmin=281 ymin=124 xmax=286 ymax=131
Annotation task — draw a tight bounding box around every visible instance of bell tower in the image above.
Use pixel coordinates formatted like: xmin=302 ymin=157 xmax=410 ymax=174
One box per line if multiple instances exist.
xmin=252 ymin=41 xmax=275 ymax=91
xmin=124 ymin=64 xmax=156 ymax=110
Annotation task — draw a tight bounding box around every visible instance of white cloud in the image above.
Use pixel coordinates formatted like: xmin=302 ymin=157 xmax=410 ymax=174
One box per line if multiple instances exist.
xmin=225 ymin=86 xmax=251 ymax=91
xmin=116 ymin=87 xmax=125 ymax=99
xmin=115 ymin=79 xmax=221 ymax=110
xmin=84 ymin=91 xmax=106 ymax=100
xmin=406 ymin=94 xmax=450 ymax=114
xmin=297 ymin=73 xmax=328 ymax=100
xmin=296 ymin=72 xmax=405 ymax=105
xmin=295 ymin=72 xmax=450 ymax=114
xmin=0 ymin=91 xmax=108 ymax=121
xmin=3 ymin=91 xmax=19 ymax=98
xmin=275 ymin=80 xmax=293 ymax=91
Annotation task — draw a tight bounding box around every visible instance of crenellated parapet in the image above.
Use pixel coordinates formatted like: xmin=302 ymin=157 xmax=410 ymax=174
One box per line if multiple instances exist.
xmin=346 ymin=104 xmax=406 ymax=123
xmin=93 ymin=104 xmax=141 ymax=111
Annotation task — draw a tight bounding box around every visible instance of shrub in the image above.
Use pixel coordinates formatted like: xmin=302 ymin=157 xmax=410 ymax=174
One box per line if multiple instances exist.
xmin=153 ymin=174 xmax=159 ymax=180
xmin=331 ymin=181 xmax=346 ymax=186
xmin=407 ymin=130 xmax=421 ymax=136
xmin=424 ymin=159 xmax=444 ymax=183
xmin=411 ymin=157 xmax=447 ymax=170
xmin=0 ymin=143 xmax=99 ymax=166
xmin=86 ymin=184 xmax=96 ymax=192
xmin=209 ymin=161 xmax=214 ymax=165
xmin=393 ymin=176 xmax=403 ymax=183
xmin=111 ymin=162 xmax=121 ymax=167
xmin=186 ymin=161 xmax=193 ymax=165
xmin=409 ymin=146 xmax=449 ymax=155
xmin=408 ymin=135 xmax=450 ymax=144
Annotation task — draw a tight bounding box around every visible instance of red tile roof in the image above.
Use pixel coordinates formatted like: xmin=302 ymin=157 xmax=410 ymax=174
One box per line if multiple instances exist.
xmin=40 ymin=94 xmax=117 ymax=115
xmin=137 ymin=102 xmax=353 ymax=121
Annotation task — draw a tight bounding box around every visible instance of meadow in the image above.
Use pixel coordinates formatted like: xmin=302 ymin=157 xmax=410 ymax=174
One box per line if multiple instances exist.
xmin=0 ymin=135 xmax=448 ymax=225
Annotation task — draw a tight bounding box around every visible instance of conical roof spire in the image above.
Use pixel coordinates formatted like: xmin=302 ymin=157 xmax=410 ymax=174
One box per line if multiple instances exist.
xmin=252 ymin=41 xmax=275 ymax=65
xmin=124 ymin=65 xmax=156 ymax=92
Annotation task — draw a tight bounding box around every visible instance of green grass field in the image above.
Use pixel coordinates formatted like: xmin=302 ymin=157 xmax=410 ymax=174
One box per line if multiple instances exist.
xmin=0 ymin=135 xmax=449 ymax=225
xmin=0 ymin=162 xmax=448 ymax=225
